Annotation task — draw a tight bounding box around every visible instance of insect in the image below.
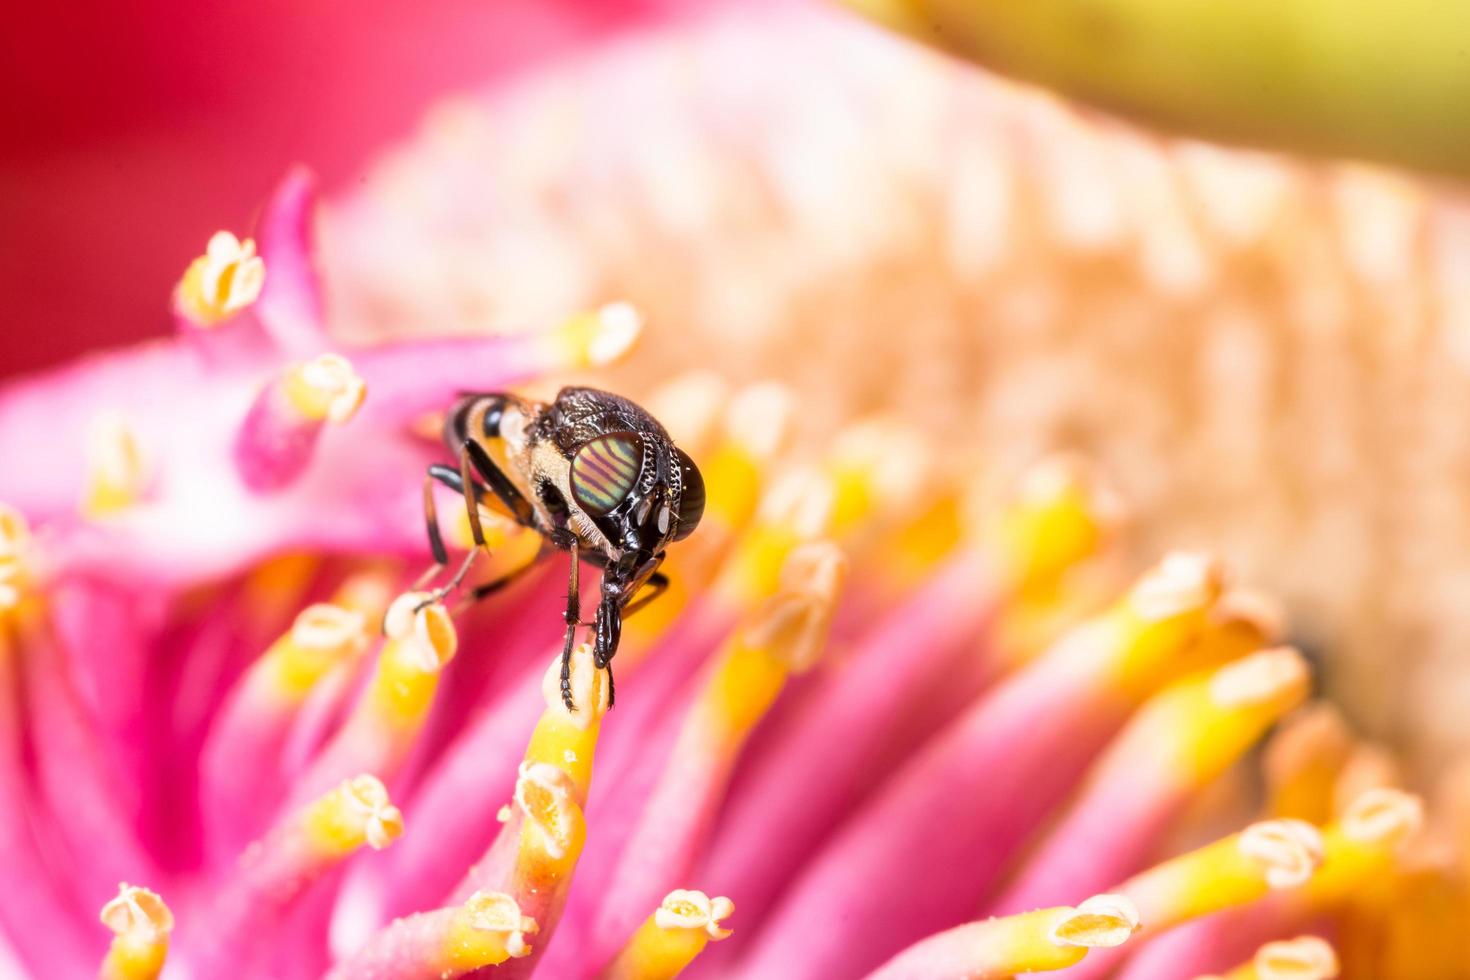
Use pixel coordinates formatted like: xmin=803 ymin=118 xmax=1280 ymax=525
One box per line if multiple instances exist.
xmin=419 ymin=386 xmax=705 ymax=710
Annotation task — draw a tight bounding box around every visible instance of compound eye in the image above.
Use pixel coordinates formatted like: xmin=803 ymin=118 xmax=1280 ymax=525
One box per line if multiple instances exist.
xmin=570 ymin=432 xmax=642 ymax=517
xmin=672 ymin=448 xmax=705 ymax=541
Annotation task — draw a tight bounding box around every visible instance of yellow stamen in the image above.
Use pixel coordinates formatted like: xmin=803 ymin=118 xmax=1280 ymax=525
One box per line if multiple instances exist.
xmin=549 ymin=301 xmax=644 ymax=368
xmin=714 ymin=466 xmax=835 ymax=609
xmin=174 ymin=230 xmax=267 ymax=327
xmin=441 ymin=891 xmax=538 ymax=970
xmin=1048 ymin=894 xmax=1141 ymax=948
xmin=701 ymin=541 xmax=846 ymax=743
xmin=1095 ymin=551 xmax=1227 ymax=694
xmin=300 ymin=774 xmax=405 ymax=856
xmin=823 ymin=417 xmax=931 ymax=541
xmin=1121 ymin=647 xmax=1311 ymax=783
xmin=1331 ymin=742 xmax=1403 ymax=818
xmin=370 ymin=592 xmax=458 ymax=729
xmin=624 ymin=381 xmax=794 ymax=647
xmin=82 ymin=412 xmax=149 ymax=517
xmin=984 ymin=454 xmax=1123 ymax=595
xmin=99 ymin=884 xmax=173 ymax=980
xmin=258 ymin=602 xmax=368 ymax=700
xmin=1119 ymin=819 xmax=1324 ymax=928
xmin=1306 ymin=789 xmax=1424 ymax=902
xmin=880 ymin=894 xmax=1140 ymax=978
xmin=510 ymin=762 xmax=587 ymax=882
xmin=525 ymin=643 xmax=611 ymax=799
xmin=1205 ymin=935 xmax=1340 ymax=980
xmin=281 ymin=353 xmax=367 ymax=424
xmin=0 ymin=504 xmax=30 ymax=612
xmin=1264 ymin=704 xmax=1353 ymax=823
xmin=600 ymin=890 xmax=734 ymax=980
xmin=331 ymin=566 xmax=399 ymax=623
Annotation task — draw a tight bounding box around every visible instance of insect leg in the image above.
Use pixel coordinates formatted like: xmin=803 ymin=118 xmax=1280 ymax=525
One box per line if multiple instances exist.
xmin=458 ymin=442 xmax=488 ymax=550
xmin=463 ymin=439 xmax=536 ymax=527
xmin=420 ymin=467 xmax=450 ymax=568
xmin=451 ymin=548 xmax=551 ymax=614
xmin=592 ymin=593 xmax=622 ymax=708
xmin=560 ymin=539 xmax=581 ymax=712
xmin=619 ymin=571 xmax=670 ymax=621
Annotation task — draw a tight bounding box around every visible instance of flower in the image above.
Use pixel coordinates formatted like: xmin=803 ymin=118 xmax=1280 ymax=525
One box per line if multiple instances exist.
xmin=4 ymin=8 xmax=1470 ymax=980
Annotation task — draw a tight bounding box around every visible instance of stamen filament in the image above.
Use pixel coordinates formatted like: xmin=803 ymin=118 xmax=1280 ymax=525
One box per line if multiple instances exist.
xmin=1202 ymin=935 xmax=1340 ymax=980
xmin=740 ymin=554 xmax=1228 ymax=978
xmin=203 ymin=602 xmax=368 ymax=852
xmin=203 ymin=775 xmax=403 ymax=973
xmin=588 ymin=542 xmax=845 ymax=969
xmin=993 ymin=647 xmax=1311 ymax=911
xmin=283 ymin=593 xmax=456 ymax=809
xmin=81 ymin=413 xmax=149 ymax=517
xmin=233 ymin=353 xmax=366 ymax=492
xmin=442 ymin=644 xmax=608 ymax=978
xmin=702 ymin=457 xmax=1115 ymax=922
xmin=597 ymin=890 xmax=734 ymax=980
xmin=325 ymin=891 xmax=537 ymax=979
xmin=1263 ymin=704 xmax=1353 ymax=823
xmin=868 ymin=894 xmax=1140 ymax=979
xmin=1115 ymin=789 xmax=1424 ymax=978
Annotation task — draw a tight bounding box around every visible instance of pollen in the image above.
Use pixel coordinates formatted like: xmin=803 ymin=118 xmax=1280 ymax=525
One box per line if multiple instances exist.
xmin=100 ymin=885 xmax=174 ymax=944
xmin=282 ymin=353 xmax=367 ymax=424
xmin=1209 ymin=647 xmax=1312 ymax=708
xmin=1237 ymin=818 xmax=1325 ymax=889
xmin=0 ymin=504 xmax=29 ymax=610
xmin=382 ymin=591 xmax=458 ymax=672
xmin=654 ymin=890 xmax=735 ymax=940
xmin=82 ymin=412 xmax=150 ymax=517
xmin=514 ymin=762 xmax=579 ymax=860
xmin=1340 ymin=787 xmax=1424 ymax=847
xmin=1048 ymin=893 xmax=1141 ymax=948
xmin=1253 ymin=936 xmax=1340 ymax=980
xmin=174 ymin=230 xmax=267 ymax=327
xmin=461 ymin=891 xmax=538 ymax=958
xmin=99 ymin=884 xmax=173 ymax=980
xmin=304 ymin=774 xmax=405 ymax=854
xmin=539 ymin=642 xmax=611 ymax=729
xmin=1128 ymin=551 xmax=1226 ymax=622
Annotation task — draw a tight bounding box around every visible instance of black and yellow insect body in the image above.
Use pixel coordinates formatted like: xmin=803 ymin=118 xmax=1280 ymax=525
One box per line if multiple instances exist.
xmin=421 ymin=386 xmax=704 ymax=709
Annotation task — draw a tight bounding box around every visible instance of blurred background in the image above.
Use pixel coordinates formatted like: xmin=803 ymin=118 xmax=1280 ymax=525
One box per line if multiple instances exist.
xmin=7 ymin=0 xmax=1470 ymax=771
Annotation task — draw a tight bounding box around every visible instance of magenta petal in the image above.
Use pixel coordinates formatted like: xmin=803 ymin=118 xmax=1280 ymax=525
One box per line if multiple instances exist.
xmin=347 ymin=336 xmax=564 ymax=427
xmin=255 ymin=167 xmax=330 ymax=358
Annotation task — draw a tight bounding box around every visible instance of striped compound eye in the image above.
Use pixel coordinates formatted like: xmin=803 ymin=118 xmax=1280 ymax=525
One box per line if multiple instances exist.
xmin=672 ymin=448 xmax=705 ymax=541
xmin=570 ymin=432 xmax=643 ymax=516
